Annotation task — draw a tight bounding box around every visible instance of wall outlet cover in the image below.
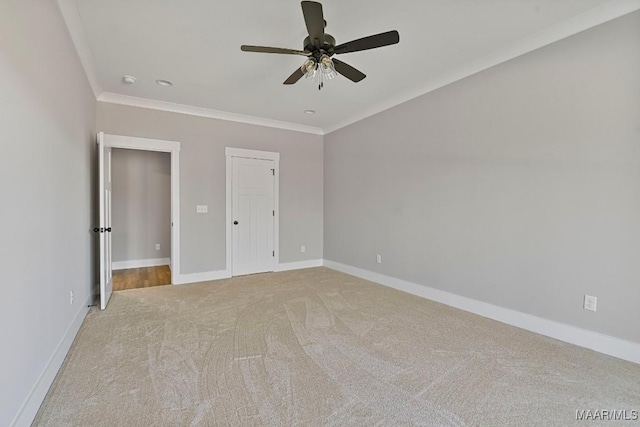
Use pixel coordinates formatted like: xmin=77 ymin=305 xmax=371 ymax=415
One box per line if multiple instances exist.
xmin=584 ymin=295 xmax=597 ymax=312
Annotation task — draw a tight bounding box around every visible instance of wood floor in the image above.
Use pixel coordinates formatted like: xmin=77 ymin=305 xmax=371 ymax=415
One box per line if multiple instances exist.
xmin=112 ymin=265 xmax=171 ymax=291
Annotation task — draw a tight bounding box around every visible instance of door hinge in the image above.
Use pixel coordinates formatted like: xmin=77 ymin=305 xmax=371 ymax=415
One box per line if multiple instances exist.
xmin=272 ymin=210 xmax=275 ymax=216
xmin=271 ymin=168 xmax=275 ymax=176
xmin=272 ymin=251 xmax=275 ymax=257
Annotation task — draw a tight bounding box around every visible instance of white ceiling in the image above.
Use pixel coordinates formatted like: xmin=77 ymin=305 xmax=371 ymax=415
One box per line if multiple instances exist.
xmin=62 ymin=0 xmax=633 ymax=133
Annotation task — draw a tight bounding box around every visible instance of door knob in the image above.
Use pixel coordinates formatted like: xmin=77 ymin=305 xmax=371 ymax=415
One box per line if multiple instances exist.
xmin=233 ymin=221 xmax=238 ymax=225
xmin=106 ymin=227 xmax=112 ymax=232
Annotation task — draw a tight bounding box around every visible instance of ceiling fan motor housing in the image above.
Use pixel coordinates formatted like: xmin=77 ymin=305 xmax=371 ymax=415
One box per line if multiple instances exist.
xmin=304 ymin=34 xmax=336 ymax=57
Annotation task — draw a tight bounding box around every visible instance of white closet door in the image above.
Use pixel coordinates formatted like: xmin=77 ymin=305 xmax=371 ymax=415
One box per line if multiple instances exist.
xmin=232 ymin=157 xmax=275 ymax=276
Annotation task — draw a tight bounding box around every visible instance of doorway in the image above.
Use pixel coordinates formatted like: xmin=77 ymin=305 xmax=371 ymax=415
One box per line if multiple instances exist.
xmin=97 ymin=133 xmax=181 ymax=309
xmin=110 ymin=148 xmax=171 ymax=291
xmin=225 ymin=148 xmax=280 ymax=276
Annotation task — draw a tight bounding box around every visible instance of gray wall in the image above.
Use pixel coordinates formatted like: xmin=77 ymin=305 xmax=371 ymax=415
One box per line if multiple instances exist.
xmin=111 ymin=148 xmax=171 ymax=262
xmin=97 ymin=104 xmax=324 ymax=273
xmin=324 ymin=12 xmax=640 ymax=343
xmin=0 ymin=1 xmax=96 ymax=425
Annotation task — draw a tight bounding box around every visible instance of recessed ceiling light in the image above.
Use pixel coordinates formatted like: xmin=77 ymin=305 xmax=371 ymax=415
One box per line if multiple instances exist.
xmin=156 ymin=79 xmax=173 ymax=87
xmin=304 ymin=109 xmax=316 ymax=115
xmin=122 ymin=75 xmax=136 ymax=84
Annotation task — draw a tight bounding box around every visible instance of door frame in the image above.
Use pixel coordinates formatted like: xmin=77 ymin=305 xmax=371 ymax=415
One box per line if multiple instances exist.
xmin=225 ymin=147 xmax=280 ymax=276
xmin=100 ymin=133 xmax=182 ymax=281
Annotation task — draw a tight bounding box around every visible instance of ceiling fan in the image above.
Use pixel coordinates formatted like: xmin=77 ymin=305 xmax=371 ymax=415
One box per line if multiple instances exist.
xmin=240 ymin=1 xmax=399 ymax=90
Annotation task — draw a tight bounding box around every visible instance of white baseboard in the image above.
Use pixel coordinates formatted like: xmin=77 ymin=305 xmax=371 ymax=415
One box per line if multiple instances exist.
xmin=173 ymin=269 xmax=231 ymax=285
xmin=275 ymin=259 xmax=323 ymax=272
xmin=323 ymin=260 xmax=640 ymax=365
xmin=112 ymin=258 xmax=170 ymax=270
xmin=173 ymin=260 xmax=325 ymax=285
xmin=11 ymin=296 xmax=92 ymax=427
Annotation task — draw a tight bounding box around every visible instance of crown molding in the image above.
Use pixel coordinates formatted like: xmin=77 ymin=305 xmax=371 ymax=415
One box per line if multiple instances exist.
xmin=98 ymin=93 xmax=325 ymax=135
xmin=324 ymin=0 xmax=640 ymax=134
xmin=56 ymin=0 xmax=102 ymax=98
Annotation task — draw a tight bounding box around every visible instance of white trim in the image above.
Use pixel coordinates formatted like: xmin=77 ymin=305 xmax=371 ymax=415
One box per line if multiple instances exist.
xmin=112 ymin=258 xmax=170 ymax=271
xmin=169 ymin=150 xmax=180 ymax=275
xmin=104 ymin=134 xmax=181 ymax=153
xmin=224 ymin=147 xmax=280 ymax=162
xmin=323 ymin=260 xmax=640 ymax=365
xmin=11 ymin=296 xmax=91 ymax=427
xmin=56 ymin=0 xmax=102 ymax=98
xmin=173 ymin=259 xmax=323 ymax=284
xmin=173 ymin=270 xmax=231 ymax=285
xmin=275 ymin=259 xmax=323 ymax=272
xmin=98 ymin=93 xmax=324 ymax=135
xmin=225 ymin=154 xmax=233 ymax=275
xmin=171 ymin=151 xmax=180 ymax=280
xmin=273 ymin=158 xmax=280 ymax=270
xmin=324 ymin=0 xmax=640 ymax=134
xmin=101 ymin=133 xmax=181 ymax=281
xmin=225 ymin=148 xmax=280 ymax=277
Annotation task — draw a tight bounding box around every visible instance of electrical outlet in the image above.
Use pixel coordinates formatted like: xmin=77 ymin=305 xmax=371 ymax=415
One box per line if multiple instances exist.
xmin=196 ymin=205 xmax=208 ymax=213
xmin=584 ymin=295 xmax=597 ymax=312
xmin=301 ymin=245 xmax=306 ymax=253
xmin=376 ymin=254 xmax=382 ymax=264
xmin=155 ymin=243 xmax=161 ymax=251
xmin=70 ymin=291 xmax=74 ymax=305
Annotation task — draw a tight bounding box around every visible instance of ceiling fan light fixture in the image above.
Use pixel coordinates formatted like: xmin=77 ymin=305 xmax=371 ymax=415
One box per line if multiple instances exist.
xmin=320 ymin=55 xmax=337 ymax=80
xmin=302 ymin=55 xmax=336 ymax=90
xmin=301 ymin=58 xmax=316 ymax=74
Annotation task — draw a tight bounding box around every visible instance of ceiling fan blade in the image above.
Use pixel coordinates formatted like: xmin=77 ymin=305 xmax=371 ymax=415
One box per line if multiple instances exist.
xmin=301 ymin=1 xmax=325 ymax=47
xmin=333 ymin=30 xmax=400 ymax=55
xmin=241 ymin=45 xmax=310 ymax=56
xmin=332 ymin=58 xmax=366 ymax=82
xmin=284 ymin=67 xmax=305 ymax=85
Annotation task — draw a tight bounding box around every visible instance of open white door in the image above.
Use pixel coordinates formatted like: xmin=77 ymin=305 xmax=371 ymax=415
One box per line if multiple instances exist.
xmin=232 ymin=157 xmax=275 ymax=276
xmin=98 ymin=132 xmax=113 ymax=309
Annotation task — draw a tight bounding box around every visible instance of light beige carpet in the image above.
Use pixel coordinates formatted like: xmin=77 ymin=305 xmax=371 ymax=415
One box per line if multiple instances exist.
xmin=34 ymin=267 xmax=639 ymax=426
